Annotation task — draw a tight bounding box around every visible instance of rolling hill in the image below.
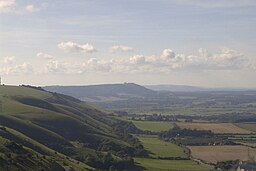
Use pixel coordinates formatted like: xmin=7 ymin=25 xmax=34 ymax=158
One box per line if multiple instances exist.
xmin=0 ymin=85 xmax=145 ymax=170
xmin=145 ymin=84 xmax=256 ymax=92
xmin=44 ymin=83 xmax=157 ymax=102
xmin=145 ymin=84 xmax=208 ymax=92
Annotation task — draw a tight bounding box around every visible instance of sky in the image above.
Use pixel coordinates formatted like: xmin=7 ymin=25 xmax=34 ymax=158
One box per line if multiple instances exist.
xmin=0 ymin=0 xmax=256 ymax=87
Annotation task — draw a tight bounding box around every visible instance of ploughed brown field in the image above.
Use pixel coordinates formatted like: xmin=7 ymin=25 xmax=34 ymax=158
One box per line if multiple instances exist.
xmin=189 ymin=145 xmax=256 ymax=164
xmin=176 ymin=122 xmax=253 ymax=134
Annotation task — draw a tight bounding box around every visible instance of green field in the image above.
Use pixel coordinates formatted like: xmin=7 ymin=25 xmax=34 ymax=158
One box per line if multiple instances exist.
xmin=133 ymin=121 xmax=174 ymax=132
xmin=133 ymin=158 xmax=213 ymax=171
xmin=137 ymin=136 xmax=186 ymax=158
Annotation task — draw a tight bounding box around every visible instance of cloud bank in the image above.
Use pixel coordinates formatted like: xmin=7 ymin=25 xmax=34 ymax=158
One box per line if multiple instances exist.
xmin=0 ymin=48 xmax=253 ymax=76
xmin=39 ymin=48 xmax=249 ymax=75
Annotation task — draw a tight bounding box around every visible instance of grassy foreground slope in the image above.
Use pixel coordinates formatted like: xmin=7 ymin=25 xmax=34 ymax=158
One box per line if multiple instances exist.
xmin=0 ymin=85 xmax=145 ymax=170
xmin=0 ymin=134 xmax=92 ymax=171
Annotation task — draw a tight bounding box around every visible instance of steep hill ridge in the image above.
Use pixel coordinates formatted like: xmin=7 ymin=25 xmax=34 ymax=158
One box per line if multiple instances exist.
xmin=0 ymin=85 xmax=145 ymax=170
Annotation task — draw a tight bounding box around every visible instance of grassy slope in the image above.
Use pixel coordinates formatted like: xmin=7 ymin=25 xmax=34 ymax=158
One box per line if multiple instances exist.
xmin=0 ymin=85 xmax=120 ymax=144
xmin=0 ymin=86 xmax=52 ymax=98
xmin=0 ymin=127 xmax=93 ymax=170
xmin=137 ymin=136 xmax=186 ymax=158
xmin=132 ymin=121 xmax=174 ymax=132
xmin=0 ymin=85 xmax=140 ymax=170
xmin=0 ymin=136 xmax=69 ymax=171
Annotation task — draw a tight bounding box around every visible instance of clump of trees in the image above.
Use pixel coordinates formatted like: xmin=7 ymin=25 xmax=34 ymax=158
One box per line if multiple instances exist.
xmin=215 ymin=160 xmax=239 ymax=170
xmin=112 ymin=120 xmax=148 ymax=157
xmin=159 ymin=126 xmax=214 ymax=139
xmin=77 ymin=152 xmax=134 ymax=170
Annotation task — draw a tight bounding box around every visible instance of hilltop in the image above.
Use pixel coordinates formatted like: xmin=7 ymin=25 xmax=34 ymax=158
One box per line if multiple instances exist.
xmin=44 ymin=83 xmax=156 ymax=102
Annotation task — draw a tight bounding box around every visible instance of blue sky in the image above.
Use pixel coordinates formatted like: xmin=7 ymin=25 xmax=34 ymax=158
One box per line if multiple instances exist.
xmin=0 ymin=0 xmax=256 ymax=87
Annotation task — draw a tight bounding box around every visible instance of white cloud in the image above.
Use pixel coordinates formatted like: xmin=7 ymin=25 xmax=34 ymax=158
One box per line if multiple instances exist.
xmin=0 ymin=0 xmax=15 ymax=12
xmin=143 ymin=48 xmax=246 ymax=71
xmin=110 ymin=45 xmax=133 ymax=53
xmin=25 ymin=4 xmax=39 ymax=13
xmin=129 ymin=55 xmax=146 ymax=65
xmin=11 ymin=62 xmax=33 ymax=74
xmin=58 ymin=41 xmax=96 ymax=53
xmin=2 ymin=48 xmax=248 ymax=76
xmin=0 ymin=1 xmax=40 ymax=14
xmin=198 ymin=48 xmax=209 ymax=58
xmin=212 ymin=48 xmax=242 ymax=63
xmin=0 ymin=62 xmax=33 ymax=75
xmin=41 ymin=58 xmax=112 ymax=74
xmin=43 ymin=60 xmax=68 ymax=74
xmin=3 ymin=56 xmax=16 ymax=64
xmin=0 ymin=55 xmax=33 ymax=75
xmin=81 ymin=48 xmax=246 ymax=73
xmin=83 ymin=58 xmax=111 ymax=72
xmin=37 ymin=52 xmax=54 ymax=60
xmin=161 ymin=49 xmax=175 ymax=60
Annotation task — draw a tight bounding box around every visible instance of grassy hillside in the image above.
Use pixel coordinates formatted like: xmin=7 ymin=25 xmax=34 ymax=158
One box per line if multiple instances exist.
xmin=0 ymin=85 xmax=146 ymax=170
xmin=0 ymin=134 xmax=92 ymax=171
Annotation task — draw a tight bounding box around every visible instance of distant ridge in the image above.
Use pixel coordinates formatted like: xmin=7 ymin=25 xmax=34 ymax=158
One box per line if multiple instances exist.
xmin=44 ymin=83 xmax=256 ymax=103
xmin=145 ymin=84 xmax=256 ymax=92
xmin=44 ymin=83 xmax=156 ymax=102
xmin=145 ymin=84 xmax=207 ymax=92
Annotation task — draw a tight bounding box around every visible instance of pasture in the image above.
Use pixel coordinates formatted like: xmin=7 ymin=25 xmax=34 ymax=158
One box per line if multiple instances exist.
xmin=133 ymin=121 xmax=174 ymax=132
xmin=133 ymin=158 xmax=213 ymax=171
xmin=189 ymin=145 xmax=256 ymax=164
xmin=137 ymin=136 xmax=186 ymax=158
xmin=176 ymin=122 xmax=252 ymax=134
